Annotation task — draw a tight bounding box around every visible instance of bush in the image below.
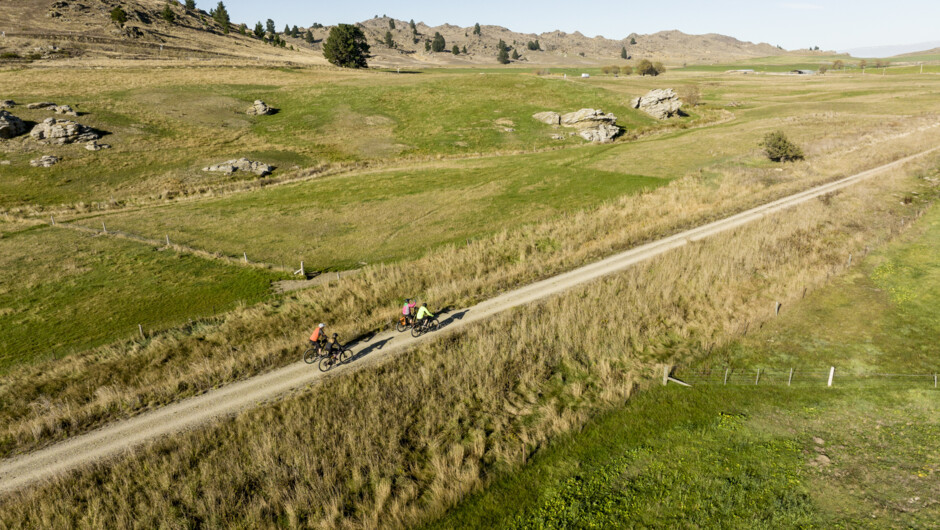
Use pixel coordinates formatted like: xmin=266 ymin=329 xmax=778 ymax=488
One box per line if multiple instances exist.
xmin=636 ymin=59 xmax=656 ymax=76
xmin=110 ymin=6 xmax=127 ymax=25
xmin=161 ymin=3 xmax=175 ymax=23
xmin=431 ymin=32 xmax=445 ymax=52
xmin=185 ymin=0 xmax=196 ymax=9
xmin=497 ymin=47 xmax=509 ymax=64
xmin=452 ymin=44 xmax=459 ymax=55
xmin=760 ymin=131 xmax=804 ymax=162
xmin=322 ymin=24 xmax=370 ymax=68
xmin=679 ymin=84 xmax=701 ymax=106
xmin=620 ymin=65 xmax=633 ymax=76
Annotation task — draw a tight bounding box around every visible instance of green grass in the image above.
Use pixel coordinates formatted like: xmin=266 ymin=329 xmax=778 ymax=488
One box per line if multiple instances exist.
xmin=430 ymin=202 xmax=940 ymax=528
xmin=0 ymin=227 xmax=284 ymax=371
xmin=71 ymin=149 xmax=666 ymax=270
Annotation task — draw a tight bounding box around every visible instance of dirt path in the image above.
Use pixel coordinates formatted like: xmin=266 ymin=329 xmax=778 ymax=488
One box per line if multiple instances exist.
xmin=0 ymin=147 xmax=935 ymax=496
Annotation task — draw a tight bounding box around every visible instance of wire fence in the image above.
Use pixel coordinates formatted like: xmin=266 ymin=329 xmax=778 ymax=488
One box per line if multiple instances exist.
xmin=670 ymin=367 xmax=939 ymax=389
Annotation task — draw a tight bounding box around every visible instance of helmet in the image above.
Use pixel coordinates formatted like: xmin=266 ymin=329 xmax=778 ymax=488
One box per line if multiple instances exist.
xmin=332 ymin=333 xmax=338 ymax=338
xmin=420 ymin=302 xmax=426 ymax=307
xmin=318 ymin=323 xmax=325 ymax=328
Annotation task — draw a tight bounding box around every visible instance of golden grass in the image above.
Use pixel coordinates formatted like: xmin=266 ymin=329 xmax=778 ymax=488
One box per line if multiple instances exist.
xmin=0 ymin=121 xmax=935 ymax=459
xmin=0 ymin=152 xmax=934 ymax=527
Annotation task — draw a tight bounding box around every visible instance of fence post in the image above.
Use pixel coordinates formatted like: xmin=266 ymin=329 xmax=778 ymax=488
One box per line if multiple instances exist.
xmin=138 ymin=324 xmax=144 ymax=339
xmin=775 ymin=301 xmax=781 ymax=316
xmin=102 ymin=221 xmax=107 ymax=234
xmin=165 ymin=234 xmax=170 ymax=246
xmin=755 ymin=368 xmax=761 ymax=385
xmin=663 ymin=365 xmax=669 ymax=386
xmin=847 ymin=254 xmax=853 ymax=266
xmin=243 ymin=252 xmax=248 ymax=263
xmin=788 ymin=368 xmax=794 ymax=386
xmin=935 ymin=374 xmax=937 ymax=388
xmin=724 ymin=368 xmax=729 ymax=385
xmin=827 ymin=366 xmax=835 ymax=387
xmin=50 ymin=215 xmax=55 ymax=226
xmin=300 ymin=261 xmax=304 ymax=276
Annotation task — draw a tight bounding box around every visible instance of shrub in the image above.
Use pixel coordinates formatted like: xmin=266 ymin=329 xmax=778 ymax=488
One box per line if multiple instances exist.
xmin=527 ymin=40 xmax=540 ymax=51
xmin=389 ymin=19 xmax=395 ymax=30
xmin=679 ymin=84 xmax=701 ymax=106
xmin=653 ymin=61 xmax=666 ymax=74
xmin=431 ymin=32 xmax=445 ymax=52
xmin=621 ymin=46 xmax=627 ymax=59
xmin=620 ymin=65 xmax=633 ymax=76
xmin=473 ymin=23 xmax=481 ymax=35
xmin=161 ymin=3 xmax=175 ymax=23
xmin=452 ymin=44 xmax=459 ymax=55
xmin=511 ymin=49 xmax=519 ymax=60
xmin=760 ymin=131 xmax=804 ymax=162
xmin=818 ymin=65 xmax=829 ymax=74
xmin=322 ymin=24 xmax=370 ymax=68
xmin=110 ymin=6 xmax=127 ymax=25
xmin=497 ymin=47 xmax=509 ymax=64
xmin=636 ymin=59 xmax=657 ymax=76
xmin=185 ymin=0 xmax=195 ymax=9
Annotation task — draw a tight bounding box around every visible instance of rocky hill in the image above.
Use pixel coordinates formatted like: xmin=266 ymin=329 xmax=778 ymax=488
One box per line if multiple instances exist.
xmin=0 ymin=1 xmax=789 ymax=66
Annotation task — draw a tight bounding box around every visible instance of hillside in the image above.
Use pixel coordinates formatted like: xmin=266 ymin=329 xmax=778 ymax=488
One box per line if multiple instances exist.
xmin=0 ymin=0 xmax=325 ymax=64
xmin=0 ymin=1 xmax=792 ymax=66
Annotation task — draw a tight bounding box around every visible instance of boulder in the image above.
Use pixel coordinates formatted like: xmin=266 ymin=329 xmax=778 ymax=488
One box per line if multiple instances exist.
xmin=203 ymin=157 xmax=275 ymax=177
xmin=85 ymin=140 xmax=112 ymax=151
xmin=0 ymin=100 xmax=15 ymax=109
xmin=27 ymin=102 xmax=57 ymax=110
xmin=30 ymin=118 xmax=100 ymax=145
xmin=578 ymin=123 xmax=620 ymax=143
xmin=0 ymin=110 xmax=27 ymax=139
xmin=30 ymin=155 xmax=60 ymax=167
xmin=532 ymin=111 xmax=561 ymax=125
xmin=246 ymin=100 xmax=275 ymax=116
xmin=630 ymin=88 xmax=683 ymax=119
xmin=560 ymin=108 xmax=617 ymax=127
xmin=53 ymin=105 xmax=78 ymax=116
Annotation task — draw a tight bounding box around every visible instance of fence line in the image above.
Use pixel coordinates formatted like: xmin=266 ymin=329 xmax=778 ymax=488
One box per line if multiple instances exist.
xmin=668 ymin=366 xmax=939 ymax=388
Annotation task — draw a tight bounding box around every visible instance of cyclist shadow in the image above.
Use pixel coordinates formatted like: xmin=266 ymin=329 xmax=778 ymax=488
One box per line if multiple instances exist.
xmin=439 ymin=308 xmax=469 ymax=328
xmin=349 ymin=337 xmax=394 ymax=362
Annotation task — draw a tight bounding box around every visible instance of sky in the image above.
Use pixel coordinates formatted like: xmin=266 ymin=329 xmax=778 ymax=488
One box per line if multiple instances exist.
xmin=217 ymin=0 xmax=940 ymax=53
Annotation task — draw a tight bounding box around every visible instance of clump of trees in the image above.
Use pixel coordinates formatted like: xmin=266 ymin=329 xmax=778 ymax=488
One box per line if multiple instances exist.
xmin=322 ymin=23 xmax=370 ymax=68
xmin=473 ymin=23 xmax=481 ymax=35
xmin=496 ymin=39 xmax=509 ymax=64
xmin=527 ymin=40 xmax=540 ymax=51
xmin=185 ymin=0 xmax=196 ymax=9
xmin=636 ymin=59 xmax=665 ymax=76
xmin=760 ymin=131 xmax=804 ymax=162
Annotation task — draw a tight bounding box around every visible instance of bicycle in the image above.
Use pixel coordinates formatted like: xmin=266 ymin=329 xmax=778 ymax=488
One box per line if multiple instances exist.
xmin=410 ymin=316 xmax=440 ymax=338
xmin=303 ymin=340 xmax=327 ymax=364
xmin=318 ymin=341 xmax=353 ymax=372
xmin=396 ymin=314 xmax=415 ymax=333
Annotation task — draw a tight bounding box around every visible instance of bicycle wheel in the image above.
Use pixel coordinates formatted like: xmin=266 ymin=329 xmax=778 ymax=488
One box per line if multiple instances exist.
xmin=318 ymin=355 xmax=335 ymax=372
xmin=339 ymin=347 xmax=353 ymax=364
xmin=303 ymin=348 xmax=319 ymax=365
xmin=411 ymin=324 xmax=423 ymax=338
xmin=396 ymin=320 xmax=407 ymax=333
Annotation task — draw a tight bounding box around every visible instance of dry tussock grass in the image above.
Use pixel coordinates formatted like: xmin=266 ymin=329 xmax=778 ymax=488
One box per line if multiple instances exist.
xmin=0 ymin=157 xmax=933 ymax=527
xmin=0 ymin=128 xmax=936 ymax=457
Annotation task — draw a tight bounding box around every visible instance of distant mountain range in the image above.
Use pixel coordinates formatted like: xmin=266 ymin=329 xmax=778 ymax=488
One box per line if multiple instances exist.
xmin=840 ymin=41 xmax=940 ymax=58
xmin=0 ymin=0 xmax=823 ymax=65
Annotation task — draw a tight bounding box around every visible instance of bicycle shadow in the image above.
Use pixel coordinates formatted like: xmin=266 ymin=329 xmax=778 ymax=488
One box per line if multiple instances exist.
xmin=349 ymin=337 xmax=393 ymax=362
xmin=439 ymin=309 xmax=469 ymax=328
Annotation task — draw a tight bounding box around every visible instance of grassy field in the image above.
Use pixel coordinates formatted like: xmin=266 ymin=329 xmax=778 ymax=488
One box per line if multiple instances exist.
xmin=432 ymin=189 xmax=940 ymax=528
xmin=0 ymin=67 xmax=673 ymax=209
xmin=0 ymin=143 xmax=932 ymax=527
xmin=0 ymin=226 xmax=284 ymax=371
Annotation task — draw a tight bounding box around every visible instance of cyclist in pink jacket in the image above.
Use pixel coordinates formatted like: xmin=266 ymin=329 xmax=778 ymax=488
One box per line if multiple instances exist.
xmin=402 ymin=298 xmax=417 ymax=325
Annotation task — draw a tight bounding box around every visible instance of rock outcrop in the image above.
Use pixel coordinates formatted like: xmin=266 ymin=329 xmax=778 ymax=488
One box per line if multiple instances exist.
xmin=30 ymin=155 xmax=60 ymax=167
xmin=203 ymin=158 xmax=275 ymax=177
xmin=0 ymin=110 xmax=28 ymax=139
xmin=0 ymin=100 xmax=15 ymax=109
xmin=53 ymin=105 xmax=78 ymax=116
xmin=85 ymin=140 xmax=112 ymax=151
xmin=246 ymin=100 xmax=275 ymax=116
xmin=30 ymin=118 xmax=100 ymax=145
xmin=532 ymin=111 xmax=561 ymax=125
xmin=630 ymin=88 xmax=683 ymax=119
xmin=27 ymin=102 xmax=57 ymax=110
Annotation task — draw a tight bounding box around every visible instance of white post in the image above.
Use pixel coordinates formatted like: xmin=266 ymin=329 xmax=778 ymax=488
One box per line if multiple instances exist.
xmin=775 ymin=301 xmax=781 ymax=316
xmin=724 ymin=368 xmax=729 ymax=385
xmin=935 ymin=374 xmax=937 ymax=388
xmin=243 ymin=252 xmax=248 ymax=263
xmin=848 ymin=254 xmax=852 ymax=266
xmin=166 ymin=234 xmax=170 ymax=246
xmin=102 ymin=221 xmax=107 ymax=233
xmin=663 ymin=365 xmax=669 ymax=386
xmin=300 ymin=261 xmax=304 ymax=276
xmin=50 ymin=215 xmax=55 ymax=225
xmin=755 ymin=368 xmax=761 ymax=385
xmin=138 ymin=324 xmax=144 ymax=338
xmin=788 ymin=368 xmax=794 ymax=386
xmin=827 ymin=366 xmax=835 ymax=387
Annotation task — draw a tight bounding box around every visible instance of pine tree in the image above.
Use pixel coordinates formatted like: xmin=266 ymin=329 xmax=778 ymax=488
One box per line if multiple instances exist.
xmin=283 ymin=24 xmax=290 ymax=35
xmin=452 ymin=44 xmax=459 ymax=55
xmin=409 ymin=19 xmax=416 ymax=33
xmin=322 ymin=24 xmax=371 ymax=68
xmin=497 ymin=47 xmax=509 ymax=64
xmin=389 ymin=19 xmax=395 ymax=29
xmin=621 ymin=46 xmax=627 ymax=59
xmin=253 ymin=21 xmax=264 ymax=38
xmin=473 ymin=23 xmax=481 ymax=35
xmin=431 ymin=32 xmax=445 ymax=52
xmin=266 ymin=19 xmax=275 ymax=35
xmin=238 ymin=24 xmax=246 ymax=35
xmin=161 ymin=3 xmax=175 ymax=23
xmin=461 ymin=45 xmax=467 ymax=54
xmin=630 ymin=37 xmax=637 ymax=45
xmin=210 ymin=2 xmax=230 ymax=34
xmin=425 ymin=40 xmax=431 ymax=52
xmin=184 ymin=0 xmax=196 ymax=10
xmin=305 ymin=29 xmax=313 ymax=43
xmin=511 ymin=49 xmax=519 ymax=60
xmin=110 ymin=6 xmax=127 ymax=25
xmin=384 ymin=31 xmax=395 ymax=48
xmin=497 ymin=39 xmax=507 ymax=52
